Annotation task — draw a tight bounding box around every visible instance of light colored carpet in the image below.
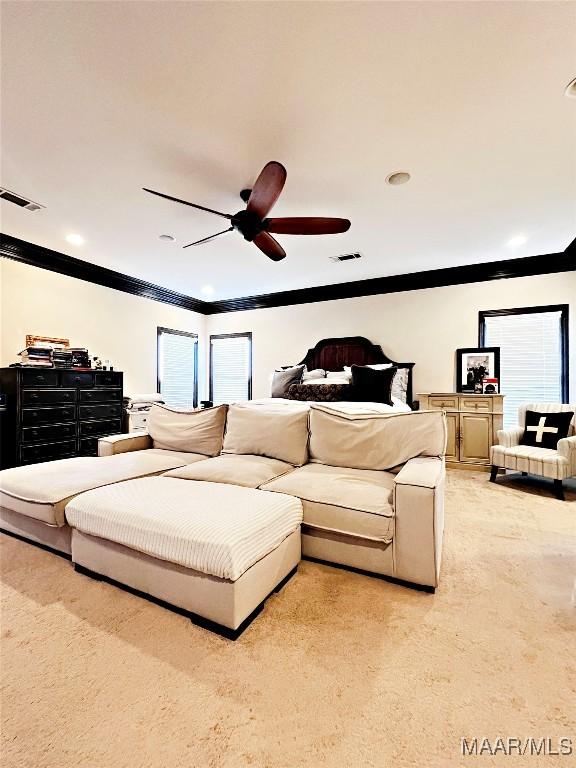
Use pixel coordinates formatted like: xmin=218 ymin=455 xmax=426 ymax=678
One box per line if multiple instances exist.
xmin=1 ymin=470 xmax=574 ymax=768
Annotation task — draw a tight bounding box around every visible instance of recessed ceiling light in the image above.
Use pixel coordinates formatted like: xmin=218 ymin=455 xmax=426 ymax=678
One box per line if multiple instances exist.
xmin=507 ymin=235 xmax=528 ymax=248
xmin=564 ymin=77 xmax=576 ymax=98
xmin=386 ymin=171 xmax=411 ymax=186
xmin=201 ymin=285 xmax=215 ymax=296
xmin=65 ymin=233 xmax=84 ymax=246
xmin=158 ymin=234 xmax=175 ymax=242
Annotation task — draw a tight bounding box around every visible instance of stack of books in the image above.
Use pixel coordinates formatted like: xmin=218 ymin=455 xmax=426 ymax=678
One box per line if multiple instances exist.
xmin=18 ymin=347 xmax=53 ymax=367
xmin=69 ymin=348 xmax=90 ymax=368
xmin=53 ymin=350 xmax=73 ymax=368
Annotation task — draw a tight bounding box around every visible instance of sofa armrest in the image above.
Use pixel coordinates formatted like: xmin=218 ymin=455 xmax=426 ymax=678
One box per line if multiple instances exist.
xmin=497 ymin=427 xmax=524 ymax=447
xmin=98 ymin=432 xmax=152 ymax=456
xmin=557 ymin=435 xmax=576 ymax=476
xmin=393 ymin=456 xmax=445 ymax=588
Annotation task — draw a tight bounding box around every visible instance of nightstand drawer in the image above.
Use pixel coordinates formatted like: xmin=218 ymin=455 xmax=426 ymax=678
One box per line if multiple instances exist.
xmin=427 ymin=396 xmax=459 ymax=410
xmin=20 ymin=440 xmax=76 ymax=464
xmin=80 ymin=388 xmax=122 ymax=403
xmin=459 ymin=397 xmax=492 ymax=413
xmin=79 ymin=418 xmax=122 ymax=437
xmin=21 ymin=370 xmax=59 ymax=388
xmin=62 ymin=371 xmax=94 ymax=388
xmin=21 ymin=423 xmax=77 ymax=443
xmin=94 ymin=371 xmax=122 ymax=387
xmin=22 ymin=405 xmax=76 ymax=425
xmin=22 ymin=388 xmax=76 ymax=406
xmin=79 ymin=403 xmax=122 ymax=420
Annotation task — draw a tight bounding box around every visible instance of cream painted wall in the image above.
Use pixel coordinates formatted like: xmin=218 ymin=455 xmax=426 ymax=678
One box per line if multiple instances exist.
xmin=0 ymin=259 xmax=207 ymax=398
xmin=206 ymin=272 xmax=576 ymax=403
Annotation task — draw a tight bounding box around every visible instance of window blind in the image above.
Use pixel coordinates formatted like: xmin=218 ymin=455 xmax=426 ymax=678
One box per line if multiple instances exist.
xmin=210 ymin=334 xmax=252 ymax=404
xmin=483 ymin=311 xmax=564 ymax=428
xmin=157 ymin=329 xmax=197 ymax=409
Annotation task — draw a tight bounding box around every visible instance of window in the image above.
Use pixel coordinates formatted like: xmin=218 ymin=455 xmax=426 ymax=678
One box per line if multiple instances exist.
xmin=210 ymin=333 xmax=252 ymax=404
xmin=157 ymin=327 xmax=198 ymax=408
xmin=479 ymin=306 xmax=569 ymax=428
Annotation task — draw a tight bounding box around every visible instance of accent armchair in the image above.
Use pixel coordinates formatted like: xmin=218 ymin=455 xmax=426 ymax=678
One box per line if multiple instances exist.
xmin=490 ymin=403 xmax=575 ymax=500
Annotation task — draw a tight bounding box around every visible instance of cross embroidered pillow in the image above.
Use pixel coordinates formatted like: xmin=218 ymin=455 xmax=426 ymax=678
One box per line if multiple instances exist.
xmin=521 ymin=410 xmax=574 ymax=450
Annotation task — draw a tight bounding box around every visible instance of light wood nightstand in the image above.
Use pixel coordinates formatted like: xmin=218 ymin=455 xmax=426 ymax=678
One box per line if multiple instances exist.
xmin=417 ymin=393 xmax=504 ymax=470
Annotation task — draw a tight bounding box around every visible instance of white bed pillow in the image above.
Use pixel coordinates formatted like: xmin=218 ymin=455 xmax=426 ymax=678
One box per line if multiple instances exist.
xmin=302 ymin=367 xmax=326 ymax=381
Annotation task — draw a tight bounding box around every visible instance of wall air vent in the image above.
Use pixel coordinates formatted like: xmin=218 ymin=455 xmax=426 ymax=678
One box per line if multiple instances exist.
xmin=330 ymin=252 xmax=362 ymax=263
xmin=0 ymin=188 xmax=45 ymax=211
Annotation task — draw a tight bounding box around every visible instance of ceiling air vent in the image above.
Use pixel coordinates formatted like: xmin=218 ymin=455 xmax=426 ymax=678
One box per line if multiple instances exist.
xmin=0 ymin=188 xmax=45 ymax=211
xmin=330 ymin=252 xmax=362 ymax=263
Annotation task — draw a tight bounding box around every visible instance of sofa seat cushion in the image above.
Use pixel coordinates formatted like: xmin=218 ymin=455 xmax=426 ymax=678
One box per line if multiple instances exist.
xmin=0 ymin=450 xmax=206 ymax=527
xmin=261 ymin=463 xmax=395 ymax=542
xmin=66 ymin=477 xmax=303 ymax=581
xmin=163 ymin=454 xmax=295 ymax=488
xmin=491 ymin=444 xmax=569 ymax=480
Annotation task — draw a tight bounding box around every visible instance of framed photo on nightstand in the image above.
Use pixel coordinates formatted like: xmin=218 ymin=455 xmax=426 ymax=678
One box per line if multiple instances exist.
xmin=456 ymin=347 xmax=500 ymax=393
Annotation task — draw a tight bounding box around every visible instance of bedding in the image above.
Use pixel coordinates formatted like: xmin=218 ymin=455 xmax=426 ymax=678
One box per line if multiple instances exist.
xmin=287 ymin=383 xmax=351 ymax=401
xmin=250 ymin=397 xmax=412 ymax=414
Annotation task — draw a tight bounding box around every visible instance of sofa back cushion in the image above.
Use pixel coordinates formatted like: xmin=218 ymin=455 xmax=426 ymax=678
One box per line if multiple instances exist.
xmin=309 ymin=405 xmax=446 ymax=470
xmin=148 ymin=404 xmax=228 ymax=456
xmin=222 ymin=402 xmax=309 ymax=466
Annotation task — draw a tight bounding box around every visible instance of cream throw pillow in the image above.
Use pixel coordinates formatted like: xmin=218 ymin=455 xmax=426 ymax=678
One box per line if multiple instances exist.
xmin=148 ymin=404 xmax=228 ymax=456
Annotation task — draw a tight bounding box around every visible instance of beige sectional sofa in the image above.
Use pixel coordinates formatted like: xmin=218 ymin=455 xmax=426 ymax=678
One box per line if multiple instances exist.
xmin=0 ymin=401 xmax=446 ymax=637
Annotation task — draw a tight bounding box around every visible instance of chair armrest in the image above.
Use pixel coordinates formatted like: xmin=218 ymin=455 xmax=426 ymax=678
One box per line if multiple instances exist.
xmin=393 ymin=457 xmax=445 ymax=588
xmin=497 ymin=427 xmax=524 ymax=448
xmin=98 ymin=432 xmax=152 ymax=456
xmin=557 ymin=435 xmax=576 ymax=476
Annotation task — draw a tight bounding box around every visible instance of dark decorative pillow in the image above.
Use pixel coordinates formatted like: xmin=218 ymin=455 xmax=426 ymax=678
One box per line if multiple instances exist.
xmin=287 ymin=383 xmax=352 ymax=402
xmin=350 ymin=365 xmax=397 ymax=405
xmin=521 ymin=410 xmax=574 ymax=449
xmin=271 ymin=365 xmax=305 ymax=398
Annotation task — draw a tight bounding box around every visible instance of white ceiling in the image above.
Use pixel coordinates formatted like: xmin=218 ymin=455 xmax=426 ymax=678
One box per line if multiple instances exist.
xmin=2 ymin=1 xmax=575 ymax=301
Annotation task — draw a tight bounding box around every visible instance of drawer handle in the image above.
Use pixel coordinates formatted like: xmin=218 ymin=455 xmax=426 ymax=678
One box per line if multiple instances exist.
xmin=31 ymin=393 xmax=39 ymax=400
xmin=36 ymin=376 xmax=44 ymax=382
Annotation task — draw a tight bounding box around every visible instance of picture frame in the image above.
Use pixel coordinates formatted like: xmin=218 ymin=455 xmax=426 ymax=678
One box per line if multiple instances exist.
xmin=26 ymin=334 xmax=69 ymax=350
xmin=456 ymin=347 xmax=500 ymax=393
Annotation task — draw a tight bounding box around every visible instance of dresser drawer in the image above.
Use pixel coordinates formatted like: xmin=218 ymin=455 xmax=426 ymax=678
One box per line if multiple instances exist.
xmin=79 ymin=437 xmax=100 ymax=456
xmin=21 ymin=422 xmax=77 ymax=443
xmin=80 ymin=388 xmax=122 ymax=404
xmin=20 ymin=440 xmax=76 ymax=464
xmin=21 ymin=370 xmax=59 ymax=388
xmin=427 ymin=396 xmax=459 ymax=410
xmin=22 ymin=388 xmax=76 ymax=406
xmin=61 ymin=371 xmax=94 ymax=388
xmin=459 ymin=396 xmax=492 ymax=413
xmin=79 ymin=403 xmax=122 ymax=421
xmin=21 ymin=405 xmax=76 ymax=425
xmin=94 ymin=371 xmax=122 ymax=387
xmin=79 ymin=418 xmax=122 ymax=437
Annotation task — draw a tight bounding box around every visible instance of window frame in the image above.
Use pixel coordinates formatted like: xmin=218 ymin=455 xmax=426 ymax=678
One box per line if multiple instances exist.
xmin=478 ymin=304 xmax=569 ymax=402
xmin=209 ymin=332 xmax=253 ymax=403
xmin=156 ymin=326 xmax=199 ymax=408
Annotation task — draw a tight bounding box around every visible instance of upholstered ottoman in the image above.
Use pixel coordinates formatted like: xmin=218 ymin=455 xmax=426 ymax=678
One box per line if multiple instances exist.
xmin=66 ymin=477 xmax=302 ymax=636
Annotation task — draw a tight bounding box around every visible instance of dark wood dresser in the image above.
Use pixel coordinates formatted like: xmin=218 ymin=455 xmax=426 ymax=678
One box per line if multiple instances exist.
xmin=0 ymin=368 xmax=123 ymax=469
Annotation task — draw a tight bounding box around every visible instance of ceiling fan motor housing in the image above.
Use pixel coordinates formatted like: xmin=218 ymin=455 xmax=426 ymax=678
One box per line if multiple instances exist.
xmin=232 ymin=209 xmax=265 ymax=241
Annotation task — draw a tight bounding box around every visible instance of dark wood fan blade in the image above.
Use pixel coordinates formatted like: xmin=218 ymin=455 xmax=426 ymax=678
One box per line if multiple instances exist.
xmin=266 ymin=217 xmax=351 ymax=235
xmin=253 ymin=231 xmax=286 ymax=261
xmin=183 ymin=227 xmax=234 ymax=248
xmin=246 ymin=162 xmax=287 ymax=219
xmin=143 ymin=188 xmax=232 ymax=220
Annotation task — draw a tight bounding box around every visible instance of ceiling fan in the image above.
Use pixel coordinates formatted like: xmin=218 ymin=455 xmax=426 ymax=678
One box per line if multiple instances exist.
xmin=143 ymin=161 xmax=351 ymax=262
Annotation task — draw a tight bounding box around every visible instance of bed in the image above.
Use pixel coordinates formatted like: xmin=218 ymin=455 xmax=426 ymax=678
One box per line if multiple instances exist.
xmin=253 ymin=336 xmax=415 ymax=413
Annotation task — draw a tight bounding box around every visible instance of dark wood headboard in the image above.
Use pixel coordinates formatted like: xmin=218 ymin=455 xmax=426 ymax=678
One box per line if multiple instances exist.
xmin=295 ymin=336 xmax=415 ymax=404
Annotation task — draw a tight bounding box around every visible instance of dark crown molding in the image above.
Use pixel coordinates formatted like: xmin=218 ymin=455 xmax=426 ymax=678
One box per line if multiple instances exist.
xmin=1 ymin=232 xmax=574 ymax=316
xmin=0 ymin=233 xmax=213 ymax=315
